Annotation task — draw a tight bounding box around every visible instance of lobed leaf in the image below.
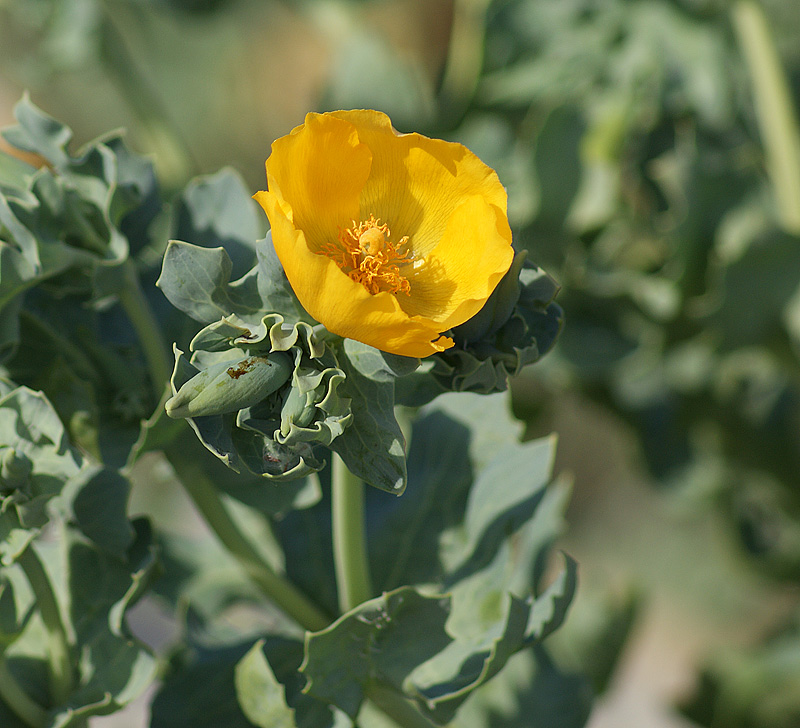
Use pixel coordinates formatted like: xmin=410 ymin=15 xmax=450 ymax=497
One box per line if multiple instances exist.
xmin=157 ymin=241 xmax=261 ymax=324
xmin=301 ymin=587 xmax=452 ymax=719
xmin=330 ymin=346 xmax=406 ymax=494
xmin=173 ymin=168 xmax=260 ymax=278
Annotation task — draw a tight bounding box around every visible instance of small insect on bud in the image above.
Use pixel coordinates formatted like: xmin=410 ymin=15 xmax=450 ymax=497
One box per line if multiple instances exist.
xmin=165 ymin=352 xmax=293 ymax=419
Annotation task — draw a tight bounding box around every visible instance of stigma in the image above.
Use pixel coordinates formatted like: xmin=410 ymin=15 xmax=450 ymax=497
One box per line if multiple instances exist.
xmin=319 ymin=215 xmax=413 ymax=296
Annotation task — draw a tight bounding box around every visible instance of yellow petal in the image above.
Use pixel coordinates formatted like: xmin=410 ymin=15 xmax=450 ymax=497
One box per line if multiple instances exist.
xmin=266 ymin=112 xmax=370 ymax=250
xmin=328 ymin=110 xmax=508 ymax=259
xmin=256 ymin=110 xmax=514 ymax=358
xmin=399 ymin=195 xmax=514 ymax=329
xmin=255 ymin=189 xmax=454 ymax=358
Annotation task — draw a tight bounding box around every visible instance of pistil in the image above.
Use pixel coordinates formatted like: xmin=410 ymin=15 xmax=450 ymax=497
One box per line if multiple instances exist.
xmin=319 ymin=215 xmax=413 ymax=296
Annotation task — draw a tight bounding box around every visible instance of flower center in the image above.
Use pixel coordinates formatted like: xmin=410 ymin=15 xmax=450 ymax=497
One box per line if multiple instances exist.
xmin=319 ymin=215 xmax=412 ymax=296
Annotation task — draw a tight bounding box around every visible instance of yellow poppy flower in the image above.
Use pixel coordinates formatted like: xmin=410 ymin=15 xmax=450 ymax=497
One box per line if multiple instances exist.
xmin=254 ymin=110 xmax=514 ymax=358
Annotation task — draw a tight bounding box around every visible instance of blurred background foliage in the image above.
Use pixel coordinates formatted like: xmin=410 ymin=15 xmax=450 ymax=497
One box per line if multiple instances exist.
xmin=3 ymin=0 xmax=800 ymax=725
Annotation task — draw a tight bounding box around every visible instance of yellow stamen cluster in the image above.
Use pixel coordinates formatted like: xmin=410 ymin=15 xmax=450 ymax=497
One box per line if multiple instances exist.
xmin=320 ymin=215 xmax=412 ymax=296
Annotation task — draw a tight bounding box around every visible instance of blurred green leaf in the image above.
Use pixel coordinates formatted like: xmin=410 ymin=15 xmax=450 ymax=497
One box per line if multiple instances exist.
xmin=2 ymin=94 xmax=72 ymax=169
xmin=321 ymin=25 xmax=435 ymax=130
xmin=0 ymin=573 xmax=30 ymax=646
xmin=0 ymin=384 xmax=82 ymax=552
xmin=0 ymin=696 xmax=28 ymax=728
xmin=55 ymin=519 xmax=158 ymax=716
xmin=7 ymin=298 xmax=154 ymax=469
xmin=56 ymin=465 xmax=135 ymax=559
xmin=457 ymin=646 xmax=593 ymax=728
xmin=711 ymin=232 xmax=800 ymax=348
xmin=680 ymin=616 xmax=800 ymax=728
xmin=0 ymin=152 xmax=35 ymax=194
xmin=234 ymin=640 xmax=295 ymax=728
xmin=151 ymin=644 xmax=254 ymax=728
xmin=0 ymin=519 xmax=158 ymax=726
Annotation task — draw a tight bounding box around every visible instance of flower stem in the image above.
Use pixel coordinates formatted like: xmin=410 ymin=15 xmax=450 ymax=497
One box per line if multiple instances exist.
xmin=331 ymin=454 xmax=373 ymax=613
xmin=165 ymin=441 xmax=331 ymax=632
xmin=732 ymin=0 xmax=800 ymax=234
xmin=118 ymin=259 xmax=173 ymax=401
xmin=0 ymin=657 xmax=48 ymax=727
xmin=330 ymin=461 xmax=444 ymax=728
xmin=16 ymin=545 xmax=73 ymax=707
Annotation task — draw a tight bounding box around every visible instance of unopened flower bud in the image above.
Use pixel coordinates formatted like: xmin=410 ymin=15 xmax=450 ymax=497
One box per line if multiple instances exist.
xmin=168 ymin=313 xmax=353 ymax=479
xmin=165 ymin=351 xmax=293 ymax=419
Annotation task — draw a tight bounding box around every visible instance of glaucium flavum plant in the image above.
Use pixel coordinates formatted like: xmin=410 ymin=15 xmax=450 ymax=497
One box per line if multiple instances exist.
xmin=0 ymin=98 xmax=571 ymax=728
xmin=157 ymin=109 xmax=569 ymax=725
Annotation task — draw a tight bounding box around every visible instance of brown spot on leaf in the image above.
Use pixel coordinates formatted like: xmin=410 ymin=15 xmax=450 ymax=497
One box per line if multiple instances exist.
xmin=226 ymin=357 xmax=259 ymax=379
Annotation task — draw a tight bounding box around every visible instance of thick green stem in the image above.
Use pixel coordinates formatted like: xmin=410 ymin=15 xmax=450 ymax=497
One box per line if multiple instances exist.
xmin=166 ymin=442 xmax=331 ymax=632
xmin=331 ymin=454 xmax=373 ymax=613
xmin=118 ymin=259 xmax=173 ymax=401
xmin=331 ymin=461 xmax=443 ymax=727
xmin=16 ymin=545 xmax=73 ymax=707
xmin=732 ymin=0 xmax=800 ymax=234
xmin=0 ymin=657 xmax=48 ymax=727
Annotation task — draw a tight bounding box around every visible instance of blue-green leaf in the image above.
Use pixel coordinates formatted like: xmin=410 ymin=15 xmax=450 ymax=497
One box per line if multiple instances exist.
xmin=55 ymin=466 xmax=135 ymax=559
xmin=301 ymin=587 xmax=452 ymax=719
xmin=47 ymin=520 xmax=158 ymax=723
xmin=330 ymin=347 xmax=406 ymax=494
xmin=173 ymin=168 xmax=260 ymax=279
xmin=157 ymin=241 xmax=261 ymax=324
xmin=342 ymin=339 xmax=419 ymax=382
xmin=255 ymin=232 xmax=308 ymax=323
xmin=0 ymin=384 xmax=82 ymax=555
xmin=151 ymin=644 xmax=255 ymax=728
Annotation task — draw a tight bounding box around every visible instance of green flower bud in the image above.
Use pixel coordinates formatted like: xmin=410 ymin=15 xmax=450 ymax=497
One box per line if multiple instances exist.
xmin=165 ymin=351 xmax=293 ymax=418
xmin=280 ymin=384 xmax=317 ymax=432
xmin=168 ymin=313 xmax=352 ymax=480
xmin=276 ymin=366 xmax=350 ymax=446
xmin=396 ymin=259 xmax=563 ymax=404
